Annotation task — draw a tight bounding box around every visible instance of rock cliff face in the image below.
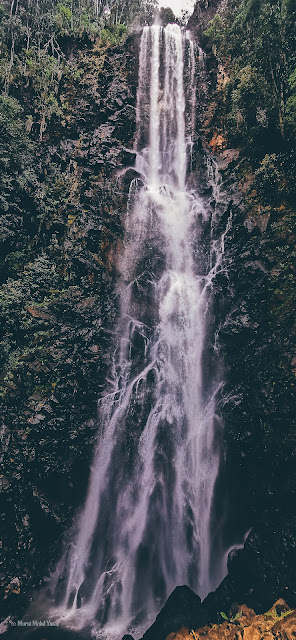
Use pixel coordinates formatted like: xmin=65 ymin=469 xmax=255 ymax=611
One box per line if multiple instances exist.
xmin=198 ymin=8 xmax=296 ymax=620
xmin=198 ymin=0 xmax=295 ymax=607
xmin=204 ymin=144 xmax=296 ymax=608
xmin=137 ymin=144 xmax=296 ymax=636
xmin=188 ymin=0 xmax=221 ymax=47
xmin=1 ymin=0 xmax=295 ymax=636
xmin=1 ymin=34 xmax=139 ymax=623
xmin=137 ymin=0 xmax=296 ymax=636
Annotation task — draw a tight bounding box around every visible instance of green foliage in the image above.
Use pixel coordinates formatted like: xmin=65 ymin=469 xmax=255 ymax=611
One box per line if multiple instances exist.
xmin=55 ymin=2 xmax=72 ymax=33
xmin=25 ymin=51 xmax=64 ymax=137
xmin=280 ymin=609 xmax=294 ymax=619
xmin=100 ymin=24 xmax=127 ymax=46
xmin=284 ymin=69 xmax=296 ymax=137
xmin=0 ymin=0 xmax=156 ymax=136
xmin=220 ymin=611 xmax=229 ymax=621
xmin=0 ymin=254 xmax=61 ymax=397
xmin=0 ymin=0 xmax=158 ymax=107
xmin=254 ymin=154 xmax=283 ymax=204
xmin=159 ymin=7 xmax=176 ymax=26
xmin=226 ymin=65 xmax=274 ymax=146
xmin=254 ymin=151 xmax=296 ymax=204
xmin=57 ymin=2 xmax=72 ymax=21
xmin=220 ymin=610 xmax=243 ymax=623
xmin=232 ymin=612 xmax=243 ymax=622
xmin=205 ymin=14 xmax=224 ymax=51
xmin=205 ymin=0 xmax=296 ymax=151
xmin=0 ymin=95 xmax=35 ymax=196
xmin=265 ymin=607 xmax=294 ymax=620
xmin=0 ymin=95 xmax=37 ymax=275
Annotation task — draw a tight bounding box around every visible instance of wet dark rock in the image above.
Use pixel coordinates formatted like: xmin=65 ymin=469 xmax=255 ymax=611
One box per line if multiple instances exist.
xmin=0 ymin=34 xmax=139 ymax=624
xmin=4 ymin=627 xmax=91 ymax=640
xmin=141 ymin=586 xmax=206 ymax=640
xmin=216 ymin=149 xmax=240 ymax=172
xmin=188 ymin=0 xmax=223 ymax=50
xmin=141 ymin=520 xmax=296 ymax=636
xmin=203 ymin=517 xmax=296 ymax=620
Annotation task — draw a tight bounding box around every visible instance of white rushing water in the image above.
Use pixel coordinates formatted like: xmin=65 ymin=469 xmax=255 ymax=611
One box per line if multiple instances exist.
xmin=49 ymin=24 xmax=230 ymax=639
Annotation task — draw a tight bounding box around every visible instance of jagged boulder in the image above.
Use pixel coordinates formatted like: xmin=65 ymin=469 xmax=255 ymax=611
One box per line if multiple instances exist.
xmin=141 ymin=586 xmax=206 ymax=640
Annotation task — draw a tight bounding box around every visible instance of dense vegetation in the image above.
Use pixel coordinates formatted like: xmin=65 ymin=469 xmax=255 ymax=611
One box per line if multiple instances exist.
xmin=201 ymin=0 xmax=296 ymax=543
xmin=206 ymin=0 xmax=295 ymax=139
xmin=205 ymin=0 xmax=296 ymax=194
xmin=0 ymin=0 xmax=156 ymax=391
xmin=0 ymin=0 xmax=157 ymax=136
xmin=0 ymin=0 xmax=156 ymax=620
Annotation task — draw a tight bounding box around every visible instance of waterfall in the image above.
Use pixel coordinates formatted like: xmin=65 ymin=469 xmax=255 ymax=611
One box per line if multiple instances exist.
xmin=49 ymin=24 xmax=230 ymax=639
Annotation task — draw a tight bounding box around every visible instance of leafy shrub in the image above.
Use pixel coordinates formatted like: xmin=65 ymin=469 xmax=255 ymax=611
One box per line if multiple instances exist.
xmin=55 ymin=2 xmax=72 ymax=33
xmin=254 ymin=154 xmax=284 ymax=204
xmin=225 ymin=66 xmax=275 ymax=148
xmin=100 ymin=24 xmax=127 ymax=46
xmin=0 ymin=96 xmax=37 ymax=274
xmin=284 ymin=69 xmax=296 ymax=140
xmin=159 ymin=7 xmax=176 ymax=26
xmin=220 ymin=610 xmax=243 ymax=623
xmin=205 ymin=0 xmax=296 ymax=151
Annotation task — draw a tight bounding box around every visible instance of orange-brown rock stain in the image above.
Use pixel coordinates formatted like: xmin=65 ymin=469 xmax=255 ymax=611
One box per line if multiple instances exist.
xmin=166 ymin=601 xmax=296 ymax=640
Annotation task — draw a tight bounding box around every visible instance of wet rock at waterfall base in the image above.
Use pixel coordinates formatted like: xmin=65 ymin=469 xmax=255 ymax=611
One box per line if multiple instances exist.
xmin=203 ymin=518 xmax=296 ymax=619
xmin=140 ymin=520 xmax=296 ymax=640
xmin=2 ymin=627 xmax=90 ymax=640
xmin=141 ymin=586 xmax=206 ymax=640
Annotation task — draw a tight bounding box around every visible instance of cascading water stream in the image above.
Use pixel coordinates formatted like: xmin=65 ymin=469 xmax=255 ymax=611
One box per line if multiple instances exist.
xmin=49 ymin=24 xmax=231 ymax=639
